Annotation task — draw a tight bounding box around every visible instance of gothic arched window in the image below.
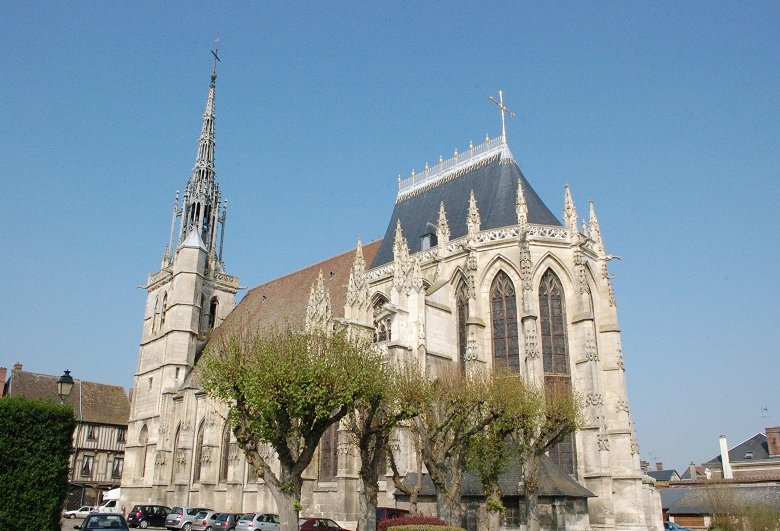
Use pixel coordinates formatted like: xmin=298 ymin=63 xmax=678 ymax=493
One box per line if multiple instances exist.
xmin=160 ymin=293 xmax=168 ymax=328
xmin=171 ymin=424 xmax=181 ymax=484
xmin=491 ymin=271 xmax=520 ymax=372
xmin=208 ymin=297 xmax=219 ymax=329
xmin=138 ymin=424 xmax=149 ymax=479
xmin=193 ymin=421 xmax=205 ymax=483
xmin=456 ymin=280 xmax=468 ymax=371
xmin=219 ymin=423 xmax=230 ymax=482
xmin=538 ymin=269 xmax=576 ymax=474
xmin=319 ymin=423 xmax=339 ymax=481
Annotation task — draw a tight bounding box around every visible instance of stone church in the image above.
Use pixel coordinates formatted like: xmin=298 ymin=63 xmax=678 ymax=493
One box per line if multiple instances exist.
xmin=120 ymin=66 xmax=662 ymax=530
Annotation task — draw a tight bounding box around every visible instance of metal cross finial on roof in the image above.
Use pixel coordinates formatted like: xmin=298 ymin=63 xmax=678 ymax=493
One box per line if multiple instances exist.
xmin=211 ymin=39 xmax=221 ymax=79
xmin=488 ymin=90 xmax=516 ymax=143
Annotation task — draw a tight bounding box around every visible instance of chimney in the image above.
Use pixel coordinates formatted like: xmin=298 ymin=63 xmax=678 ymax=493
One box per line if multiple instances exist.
xmin=656 ymin=462 xmax=664 ymax=471
xmin=688 ymin=462 xmax=697 ymax=481
xmin=12 ymin=362 xmax=22 ymax=372
xmin=766 ymin=427 xmax=780 ymax=457
xmin=720 ymin=435 xmax=733 ymax=479
xmin=640 ymin=460 xmax=650 ymax=473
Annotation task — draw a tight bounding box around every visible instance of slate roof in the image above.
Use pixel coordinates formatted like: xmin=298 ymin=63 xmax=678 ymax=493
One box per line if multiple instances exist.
xmin=4 ymin=368 xmax=130 ymax=426
xmin=704 ymin=433 xmax=773 ymax=466
xmin=398 ymin=455 xmax=594 ymax=499
xmin=372 ymin=153 xmax=560 ymax=268
xmin=647 ymin=469 xmax=680 ymax=482
xmin=660 ymin=487 xmax=691 ymax=511
xmin=666 ymin=485 xmax=780 ymax=515
xmin=679 ymin=465 xmax=707 ymax=481
xmin=187 ymin=241 xmax=383 ymax=385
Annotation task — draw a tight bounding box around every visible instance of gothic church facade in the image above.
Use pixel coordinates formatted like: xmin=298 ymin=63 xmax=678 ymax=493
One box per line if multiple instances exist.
xmin=121 ymin=68 xmax=662 ymax=530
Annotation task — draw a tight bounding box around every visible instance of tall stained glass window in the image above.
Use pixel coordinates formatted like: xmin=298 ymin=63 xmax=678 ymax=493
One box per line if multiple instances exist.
xmin=491 ymin=272 xmax=519 ymax=372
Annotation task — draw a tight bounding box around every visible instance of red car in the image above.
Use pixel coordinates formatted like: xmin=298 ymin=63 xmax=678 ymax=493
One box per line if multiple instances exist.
xmin=298 ymin=518 xmax=351 ymax=531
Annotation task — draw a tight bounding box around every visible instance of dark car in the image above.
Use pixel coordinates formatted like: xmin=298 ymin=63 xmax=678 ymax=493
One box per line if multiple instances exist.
xmin=299 ymin=518 xmax=351 ymax=531
xmin=127 ymin=504 xmax=171 ymax=528
xmin=75 ymin=512 xmax=130 ymax=530
xmin=214 ymin=513 xmax=243 ymax=531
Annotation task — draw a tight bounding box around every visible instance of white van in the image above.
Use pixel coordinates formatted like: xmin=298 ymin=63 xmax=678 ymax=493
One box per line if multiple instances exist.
xmin=98 ymin=499 xmax=119 ymax=513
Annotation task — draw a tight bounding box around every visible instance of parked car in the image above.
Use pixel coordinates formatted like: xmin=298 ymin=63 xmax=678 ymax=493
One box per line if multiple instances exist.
xmin=64 ymin=506 xmax=97 ymax=519
xmin=236 ymin=513 xmax=279 ymax=531
xmin=192 ymin=510 xmax=221 ymax=531
xmin=664 ymin=523 xmax=690 ymax=531
xmin=213 ymin=513 xmax=243 ymax=531
xmin=298 ymin=518 xmax=351 ymax=531
xmin=166 ymin=507 xmax=214 ymax=531
xmin=127 ymin=504 xmax=171 ymax=528
xmin=75 ymin=512 xmax=129 ymax=530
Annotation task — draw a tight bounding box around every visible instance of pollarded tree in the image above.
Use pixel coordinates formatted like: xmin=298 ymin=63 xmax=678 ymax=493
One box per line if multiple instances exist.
xmin=343 ymin=362 xmax=423 ymax=531
xmin=404 ymin=366 xmax=502 ymax=526
xmin=201 ymin=326 xmax=384 ymax=531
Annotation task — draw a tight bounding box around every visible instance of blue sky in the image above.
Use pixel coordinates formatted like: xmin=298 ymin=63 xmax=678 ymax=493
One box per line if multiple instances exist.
xmin=2 ymin=2 xmax=778 ymax=472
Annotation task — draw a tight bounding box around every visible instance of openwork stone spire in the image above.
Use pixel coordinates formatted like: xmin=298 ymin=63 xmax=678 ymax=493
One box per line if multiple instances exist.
xmin=516 ymin=178 xmax=528 ymax=229
xmin=436 ymin=201 xmax=450 ymax=245
xmin=589 ymin=200 xmax=606 ymax=257
xmin=306 ymin=270 xmax=332 ymax=332
xmin=177 ymin=67 xmax=225 ymax=266
xmin=563 ymin=184 xmax=578 ymax=233
xmin=346 ymin=240 xmax=369 ymax=308
xmin=467 ymin=190 xmax=481 ymax=235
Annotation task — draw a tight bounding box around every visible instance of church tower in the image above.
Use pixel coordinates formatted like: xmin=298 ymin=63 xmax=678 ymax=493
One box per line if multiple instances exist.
xmin=122 ymin=57 xmax=239 ymax=500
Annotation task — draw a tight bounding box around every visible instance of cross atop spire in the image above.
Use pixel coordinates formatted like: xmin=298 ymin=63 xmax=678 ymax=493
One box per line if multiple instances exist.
xmin=488 ymin=90 xmax=515 ymax=143
xmin=210 ymin=39 xmax=221 ymax=81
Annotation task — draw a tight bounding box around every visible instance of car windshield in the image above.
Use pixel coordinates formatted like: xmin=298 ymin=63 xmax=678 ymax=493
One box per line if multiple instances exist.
xmin=195 ymin=511 xmax=208 ymax=519
xmin=84 ymin=515 xmax=126 ymax=529
xmin=217 ymin=514 xmax=231 ymax=521
xmin=240 ymin=514 xmax=254 ymax=521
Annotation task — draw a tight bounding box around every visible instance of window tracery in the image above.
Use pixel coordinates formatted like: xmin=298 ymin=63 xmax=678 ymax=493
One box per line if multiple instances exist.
xmin=490 ymin=271 xmax=520 ymax=372
xmin=456 ymin=280 xmax=468 ymax=371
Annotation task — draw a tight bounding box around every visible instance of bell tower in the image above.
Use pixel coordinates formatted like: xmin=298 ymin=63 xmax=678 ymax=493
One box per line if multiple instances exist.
xmin=123 ymin=56 xmax=239 ymax=495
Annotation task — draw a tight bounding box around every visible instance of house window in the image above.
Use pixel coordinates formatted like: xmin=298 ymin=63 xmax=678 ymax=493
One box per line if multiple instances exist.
xmin=112 ymin=457 xmax=124 ymax=478
xmin=538 ymin=269 xmax=576 ymax=474
xmin=219 ymin=423 xmax=231 ymax=482
xmin=490 ymin=271 xmax=519 ymax=372
xmin=117 ymin=428 xmax=126 ymax=443
xmin=87 ymin=425 xmax=97 ymax=440
xmin=319 ymin=423 xmax=339 ymax=481
xmin=456 ymin=281 xmax=468 ymax=371
xmin=81 ymin=455 xmax=94 ymax=477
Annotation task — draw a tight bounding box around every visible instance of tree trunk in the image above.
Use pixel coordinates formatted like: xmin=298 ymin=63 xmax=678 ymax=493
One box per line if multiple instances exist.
xmin=265 ymin=465 xmax=303 ymax=531
xmin=484 ymin=484 xmax=502 ymax=531
xmin=523 ymin=457 xmax=540 ymax=531
xmin=358 ymin=464 xmax=380 ymax=531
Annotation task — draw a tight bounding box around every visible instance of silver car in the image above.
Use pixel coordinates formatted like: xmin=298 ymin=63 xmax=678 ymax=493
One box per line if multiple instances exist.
xmin=166 ymin=507 xmax=214 ymax=531
xmin=236 ymin=513 xmax=280 ymax=531
xmin=192 ymin=511 xmax=221 ymax=531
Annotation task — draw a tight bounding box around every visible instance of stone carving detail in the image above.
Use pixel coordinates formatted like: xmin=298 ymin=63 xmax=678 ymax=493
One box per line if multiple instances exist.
xmin=584 ymin=329 xmax=599 ymax=362
xmin=305 ymin=270 xmax=332 ymax=332
xmin=519 ymin=241 xmax=532 ymax=292
xmin=630 ymin=438 xmax=640 ymax=455
xmin=465 ymin=250 xmax=478 ymax=299
xmin=516 ymin=178 xmax=528 ymax=229
xmin=465 ymin=335 xmax=479 ymax=361
xmin=181 ymin=418 xmax=192 ymax=432
xmin=574 ymin=249 xmax=590 ymax=295
xmin=392 ymin=221 xmax=416 ymax=294
xmin=201 ymin=446 xmax=212 ymax=463
xmin=616 ymin=400 xmax=630 ymax=414
xmin=155 ymin=450 xmax=167 ymax=465
xmin=158 ymin=421 xmax=168 ymax=437
xmin=228 ymin=442 xmax=240 ymax=462
xmin=597 ymin=433 xmax=610 ymax=452
xmin=338 ymin=440 xmax=354 ymax=456
xmin=466 ymin=190 xmax=481 ymax=235
xmin=563 ymin=184 xmax=578 ymax=233
xmin=417 ymin=322 xmax=426 ymax=349
xmin=586 ymin=393 xmax=603 ymax=407
xmin=175 ymin=449 xmax=187 ymax=465
xmin=411 ymin=259 xmax=424 ymax=293
xmin=607 ymin=281 xmax=617 ymax=307
xmin=524 ymin=323 xmax=540 ymax=359
xmin=617 ymin=356 xmax=625 ymax=371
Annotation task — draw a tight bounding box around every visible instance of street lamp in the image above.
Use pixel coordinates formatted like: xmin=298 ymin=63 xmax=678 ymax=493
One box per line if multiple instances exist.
xmin=57 ymin=369 xmax=74 ymax=403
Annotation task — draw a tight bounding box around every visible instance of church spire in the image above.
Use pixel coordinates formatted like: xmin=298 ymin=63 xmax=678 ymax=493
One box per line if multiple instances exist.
xmin=563 ymin=183 xmax=578 ymax=233
xmin=178 ymin=58 xmax=225 ymax=267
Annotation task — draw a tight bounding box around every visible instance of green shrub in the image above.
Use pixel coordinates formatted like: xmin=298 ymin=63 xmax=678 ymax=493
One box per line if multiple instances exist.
xmin=0 ymin=396 xmax=75 ymax=531
xmin=380 ymin=515 xmax=446 ymax=531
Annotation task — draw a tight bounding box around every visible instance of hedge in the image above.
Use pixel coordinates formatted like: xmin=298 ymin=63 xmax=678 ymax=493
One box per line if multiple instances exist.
xmin=0 ymin=396 xmax=75 ymax=531
xmin=380 ymin=516 xmax=448 ymax=531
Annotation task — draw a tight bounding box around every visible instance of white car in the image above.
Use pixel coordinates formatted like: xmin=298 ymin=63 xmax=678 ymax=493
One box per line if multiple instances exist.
xmin=63 ymin=506 xmax=96 ymax=519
